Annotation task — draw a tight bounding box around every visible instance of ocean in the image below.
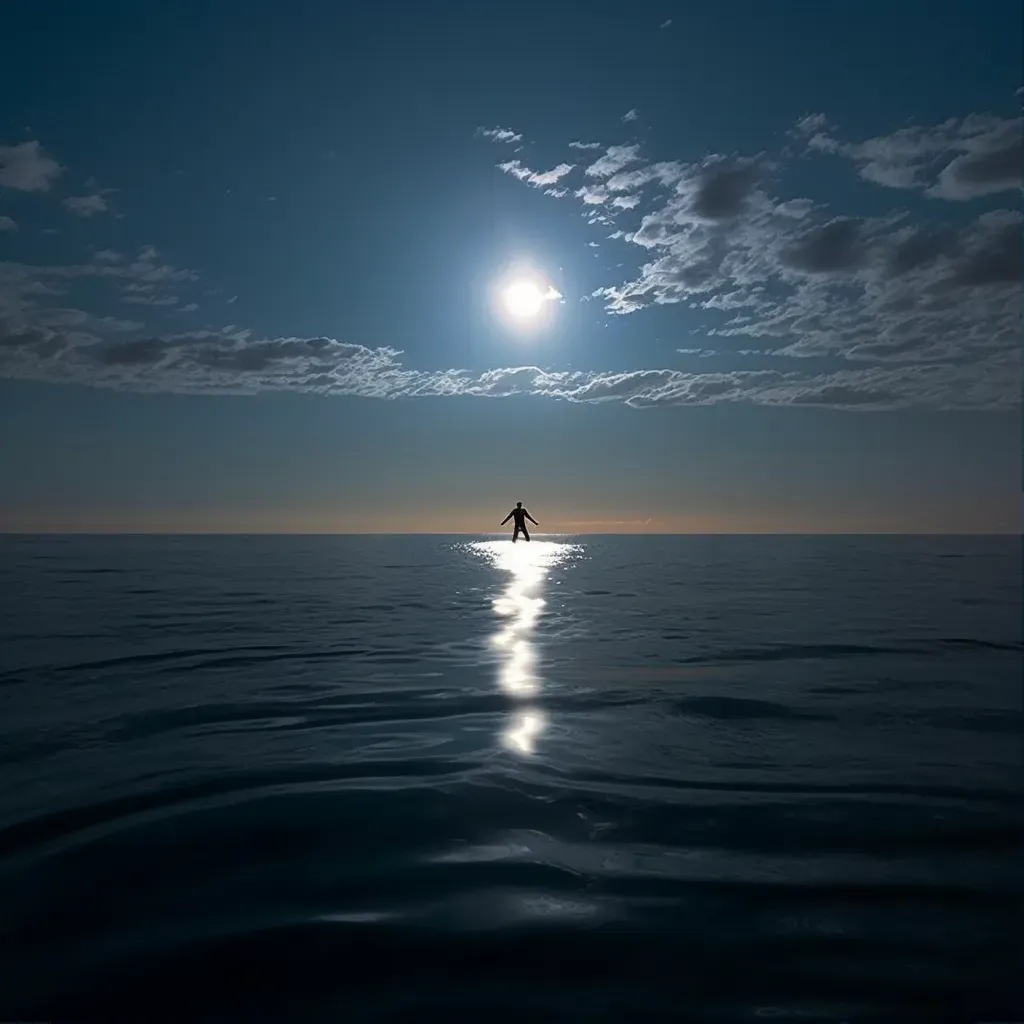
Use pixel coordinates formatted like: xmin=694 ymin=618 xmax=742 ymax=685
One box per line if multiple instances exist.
xmin=0 ymin=534 xmax=1019 ymax=1022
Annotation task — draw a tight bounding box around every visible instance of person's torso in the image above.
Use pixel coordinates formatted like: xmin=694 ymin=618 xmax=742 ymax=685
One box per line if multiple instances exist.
xmin=512 ymin=508 xmax=527 ymax=524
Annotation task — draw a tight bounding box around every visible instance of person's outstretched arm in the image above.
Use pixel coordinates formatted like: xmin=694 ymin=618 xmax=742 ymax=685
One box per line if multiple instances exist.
xmin=525 ymin=510 xmax=538 ymax=525
xmin=500 ymin=511 xmax=513 ymax=525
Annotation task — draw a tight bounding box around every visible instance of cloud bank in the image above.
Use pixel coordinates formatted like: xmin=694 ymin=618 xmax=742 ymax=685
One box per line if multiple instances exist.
xmin=2 ymin=110 xmax=1021 ymax=414
xmin=797 ymin=112 xmax=1022 ymax=200
xmin=1 ymin=305 xmax=1016 ymax=412
xmin=478 ymin=108 xmax=1021 ymax=411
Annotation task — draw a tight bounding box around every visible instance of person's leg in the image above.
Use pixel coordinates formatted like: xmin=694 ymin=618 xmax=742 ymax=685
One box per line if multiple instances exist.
xmin=522 ymin=524 xmax=530 ymax=541
xmin=512 ymin=525 xmax=520 ymax=542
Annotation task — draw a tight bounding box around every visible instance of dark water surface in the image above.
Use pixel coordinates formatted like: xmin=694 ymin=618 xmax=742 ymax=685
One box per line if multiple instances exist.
xmin=0 ymin=534 xmax=1020 ymax=1021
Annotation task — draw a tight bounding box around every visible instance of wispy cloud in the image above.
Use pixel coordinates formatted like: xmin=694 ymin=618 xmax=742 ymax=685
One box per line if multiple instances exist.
xmin=1 ymin=247 xmax=200 ymax=341
xmin=1 ymin=113 xmax=1019 ymax=416
xmin=475 ymin=126 xmax=523 ymax=144
xmin=498 ymin=159 xmax=575 ymax=187
xmin=487 ymin=105 xmax=1020 ymax=411
xmin=122 ymin=294 xmax=180 ymax=307
xmin=6 ymin=230 xmax=1012 ymax=412
xmin=0 ymin=140 xmax=62 ymax=191
xmin=790 ymin=113 xmax=831 ymax=138
xmin=0 ymin=303 xmax=1016 ymax=412
xmin=800 ymin=112 xmax=1023 ymax=199
xmin=569 ymin=140 xmax=603 ymax=150
xmin=575 ymin=184 xmax=610 ymax=205
xmin=0 ymin=215 xmax=16 ymax=232
xmin=63 ymin=193 xmax=110 ymax=217
xmin=621 ymin=109 xmax=639 ymax=123
xmin=586 ymin=144 xmax=643 ymax=178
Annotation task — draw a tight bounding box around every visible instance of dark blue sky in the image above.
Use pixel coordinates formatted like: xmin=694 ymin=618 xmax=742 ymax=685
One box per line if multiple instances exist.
xmin=1 ymin=0 xmax=1020 ymax=532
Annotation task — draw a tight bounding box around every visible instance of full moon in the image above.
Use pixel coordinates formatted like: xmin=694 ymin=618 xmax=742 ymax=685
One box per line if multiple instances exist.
xmin=503 ymin=280 xmax=546 ymax=319
xmin=495 ymin=268 xmax=562 ymax=329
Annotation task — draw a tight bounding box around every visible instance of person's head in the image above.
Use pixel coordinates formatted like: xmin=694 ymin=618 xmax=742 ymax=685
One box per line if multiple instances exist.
xmin=516 ymin=501 xmax=522 ymax=507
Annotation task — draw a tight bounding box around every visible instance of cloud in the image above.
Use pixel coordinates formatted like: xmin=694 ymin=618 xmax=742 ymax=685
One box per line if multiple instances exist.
xmin=7 ymin=260 xmax=1024 ymax=410
xmin=947 ymin=210 xmax=1021 ymax=287
xmin=35 ymin=308 xmax=142 ymax=333
xmin=724 ymin=209 xmax=1023 ymax=366
xmin=524 ymin=162 xmax=575 ymax=186
xmin=569 ymin=140 xmax=603 ymax=150
xmin=689 ymin=162 xmax=758 ymax=220
xmin=122 ymin=294 xmax=180 ymax=307
xmin=25 ymin=246 xmax=198 ymax=287
xmin=605 ymin=160 xmax=687 ymax=193
xmin=0 ymin=215 xmax=16 ymax=232
xmin=1 ymin=229 xmax=1013 ymax=413
xmin=804 ymin=113 xmax=1023 ymax=199
xmin=0 ymin=324 xmax=71 ymax=360
xmin=791 ymin=113 xmax=831 ymax=138
xmin=0 ymin=250 xmax=200 ymax=345
xmin=1 ymin=106 xmax=1017 ymax=416
xmin=884 ymin=225 xmax=958 ymax=276
xmin=93 ymin=336 xmax=170 ymax=366
xmin=63 ymin=193 xmax=110 ymax=217
xmin=498 ymin=160 xmax=575 ymax=187
xmin=779 ymin=217 xmax=865 ymax=274
xmin=622 ymin=109 xmax=639 ymax=122
xmin=575 ymin=184 xmax=610 ymax=205
xmin=585 ymin=144 xmax=642 ymax=178
xmin=0 ymin=298 xmax=1016 ymax=412
xmin=931 ymin=132 xmax=1022 ymax=200
xmin=476 ymin=126 xmax=523 ymax=144
xmin=0 ymin=140 xmax=62 ymax=191
xmin=775 ymin=198 xmax=815 ymax=219
xmin=480 ymin=107 xmax=1018 ymax=390
xmin=660 ymin=19 xmax=672 ymax=28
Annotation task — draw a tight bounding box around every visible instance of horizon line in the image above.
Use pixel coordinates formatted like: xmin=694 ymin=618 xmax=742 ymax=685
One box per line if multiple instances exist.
xmin=0 ymin=530 xmax=1019 ymax=538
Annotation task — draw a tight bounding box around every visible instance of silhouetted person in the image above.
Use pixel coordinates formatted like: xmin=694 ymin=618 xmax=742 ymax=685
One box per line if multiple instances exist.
xmin=501 ymin=501 xmax=538 ymax=542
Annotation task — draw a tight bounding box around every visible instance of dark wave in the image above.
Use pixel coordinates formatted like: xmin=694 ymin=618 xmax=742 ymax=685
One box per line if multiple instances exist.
xmin=676 ymin=639 xmax=1022 ymax=665
xmin=669 ymin=695 xmax=832 ymax=720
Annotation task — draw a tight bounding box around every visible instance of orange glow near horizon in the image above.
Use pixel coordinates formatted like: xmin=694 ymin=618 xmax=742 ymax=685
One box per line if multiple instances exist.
xmin=0 ymin=504 xmax=1019 ymax=535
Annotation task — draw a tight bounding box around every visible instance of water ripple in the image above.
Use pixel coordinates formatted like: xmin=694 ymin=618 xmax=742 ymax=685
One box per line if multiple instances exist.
xmin=0 ymin=534 xmax=1017 ymax=1020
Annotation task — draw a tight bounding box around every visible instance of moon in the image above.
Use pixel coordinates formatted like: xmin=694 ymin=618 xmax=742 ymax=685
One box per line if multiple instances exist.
xmin=503 ymin=280 xmax=546 ymax=319
xmin=495 ymin=269 xmax=562 ymax=328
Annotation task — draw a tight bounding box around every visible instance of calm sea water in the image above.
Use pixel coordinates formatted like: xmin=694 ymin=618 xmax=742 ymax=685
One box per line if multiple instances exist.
xmin=0 ymin=534 xmax=1019 ymax=1022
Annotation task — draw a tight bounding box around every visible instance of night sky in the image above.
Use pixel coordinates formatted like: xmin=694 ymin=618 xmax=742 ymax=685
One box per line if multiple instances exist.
xmin=1 ymin=0 xmax=1020 ymax=533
